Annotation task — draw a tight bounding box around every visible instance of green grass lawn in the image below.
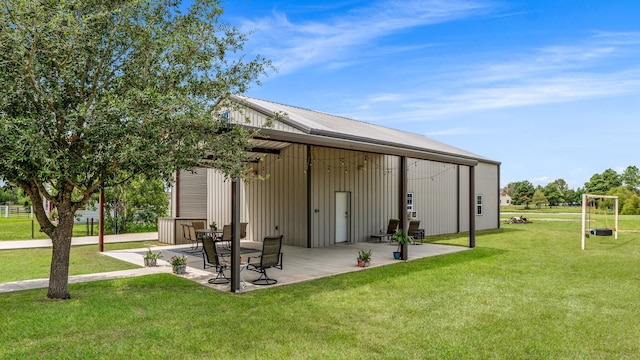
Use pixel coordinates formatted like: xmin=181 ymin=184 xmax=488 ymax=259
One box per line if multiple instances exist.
xmin=0 ymin=241 xmax=157 ymax=283
xmin=0 ymin=218 xmax=98 ymax=241
xmin=1 ymin=217 xmax=639 ymax=359
xmin=0 ymin=218 xmax=157 ymax=241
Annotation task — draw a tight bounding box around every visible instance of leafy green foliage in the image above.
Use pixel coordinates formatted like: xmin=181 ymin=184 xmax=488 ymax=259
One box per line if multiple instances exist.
xmin=584 ymin=168 xmax=622 ymax=194
xmin=531 ymin=189 xmax=548 ymax=208
xmin=511 ymin=180 xmax=534 ymax=206
xmin=101 ymin=175 xmax=168 ymax=234
xmin=0 ymin=185 xmax=18 ymax=204
xmin=0 ymin=0 xmax=271 ymax=298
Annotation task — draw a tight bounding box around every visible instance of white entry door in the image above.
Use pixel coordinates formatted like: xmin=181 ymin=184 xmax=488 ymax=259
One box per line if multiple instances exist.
xmin=335 ymin=192 xmax=350 ymax=243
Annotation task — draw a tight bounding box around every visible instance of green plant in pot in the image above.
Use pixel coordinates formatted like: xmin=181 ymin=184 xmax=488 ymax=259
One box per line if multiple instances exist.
xmin=169 ymin=254 xmax=188 ymax=274
xmin=357 ymin=249 xmax=372 ymax=267
xmin=143 ymin=248 xmax=163 ymax=267
xmin=392 ymin=229 xmax=413 ymax=260
xmin=209 ymin=221 xmax=217 ymax=230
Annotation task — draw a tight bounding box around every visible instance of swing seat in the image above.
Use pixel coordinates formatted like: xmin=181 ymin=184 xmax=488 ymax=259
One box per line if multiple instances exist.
xmin=590 ymin=228 xmax=613 ymax=236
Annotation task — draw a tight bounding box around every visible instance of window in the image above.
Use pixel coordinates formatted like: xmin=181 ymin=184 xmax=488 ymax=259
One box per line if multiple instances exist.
xmin=407 ymin=193 xmax=414 ymax=212
xmin=476 ymin=195 xmax=483 ymax=215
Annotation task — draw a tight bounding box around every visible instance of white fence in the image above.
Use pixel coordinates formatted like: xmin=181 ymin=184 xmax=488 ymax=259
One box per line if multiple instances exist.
xmin=0 ymin=205 xmax=33 ymax=219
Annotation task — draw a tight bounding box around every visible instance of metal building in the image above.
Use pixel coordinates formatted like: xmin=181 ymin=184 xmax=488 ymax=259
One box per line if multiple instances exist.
xmin=165 ymin=96 xmax=501 ymax=248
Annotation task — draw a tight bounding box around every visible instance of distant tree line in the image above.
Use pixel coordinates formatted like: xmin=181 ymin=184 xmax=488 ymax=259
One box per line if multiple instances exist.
xmin=0 ymin=184 xmax=31 ymax=207
xmin=503 ymin=165 xmax=640 ymax=214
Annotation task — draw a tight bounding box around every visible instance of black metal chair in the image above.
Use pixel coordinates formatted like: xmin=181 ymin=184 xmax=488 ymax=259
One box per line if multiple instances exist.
xmin=246 ymin=235 xmax=283 ymax=285
xmin=202 ymin=236 xmax=230 ymax=284
xmin=408 ymin=220 xmax=425 ymax=244
xmin=369 ymin=219 xmax=399 ymax=242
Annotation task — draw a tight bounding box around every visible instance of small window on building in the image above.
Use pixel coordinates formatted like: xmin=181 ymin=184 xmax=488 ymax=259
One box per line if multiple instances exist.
xmin=407 ymin=193 xmax=414 ymax=212
xmin=476 ymin=194 xmax=483 ymax=215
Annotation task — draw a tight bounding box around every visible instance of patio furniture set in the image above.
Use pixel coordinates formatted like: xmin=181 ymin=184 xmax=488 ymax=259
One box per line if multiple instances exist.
xmin=181 ymin=221 xmax=284 ymax=287
xmin=369 ymin=219 xmax=425 ymax=244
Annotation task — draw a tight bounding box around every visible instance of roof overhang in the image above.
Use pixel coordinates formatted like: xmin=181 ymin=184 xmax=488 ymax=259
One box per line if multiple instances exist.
xmin=253 ymin=127 xmax=479 ymax=166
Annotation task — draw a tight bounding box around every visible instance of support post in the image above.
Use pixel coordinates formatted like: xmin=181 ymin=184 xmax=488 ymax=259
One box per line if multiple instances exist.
xmin=581 ymin=193 xmax=587 ymax=250
xmin=469 ymin=166 xmax=476 ymax=248
xmin=399 ymin=156 xmax=408 ymax=260
xmin=230 ymin=178 xmax=241 ymax=292
xmin=99 ymin=188 xmax=104 ymax=253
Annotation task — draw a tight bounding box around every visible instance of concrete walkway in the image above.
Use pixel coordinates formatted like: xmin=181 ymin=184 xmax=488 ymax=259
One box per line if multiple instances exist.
xmin=0 ymin=232 xmax=159 ymax=294
xmin=0 ymin=232 xmax=159 ymax=250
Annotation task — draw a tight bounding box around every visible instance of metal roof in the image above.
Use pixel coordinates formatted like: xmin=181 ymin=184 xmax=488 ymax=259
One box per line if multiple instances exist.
xmin=232 ymin=95 xmax=499 ymax=166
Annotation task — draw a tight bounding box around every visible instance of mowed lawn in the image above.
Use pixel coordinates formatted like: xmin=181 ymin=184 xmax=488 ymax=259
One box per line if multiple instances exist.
xmin=0 ymin=218 xmax=99 ymax=241
xmin=1 ymin=216 xmax=639 ymax=359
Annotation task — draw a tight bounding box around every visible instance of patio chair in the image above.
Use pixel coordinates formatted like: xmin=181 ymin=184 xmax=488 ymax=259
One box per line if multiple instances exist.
xmin=240 ymin=222 xmax=248 ymax=239
xmin=184 ymin=224 xmax=200 ymax=252
xmin=202 ymin=235 xmax=230 ymax=284
xmin=369 ymin=219 xmax=399 ymax=242
xmin=191 ymin=221 xmax=206 ymax=250
xmin=246 ymin=235 xmax=284 ymax=285
xmin=218 ymin=224 xmax=232 ymax=251
xmin=408 ymin=220 xmax=425 ymax=244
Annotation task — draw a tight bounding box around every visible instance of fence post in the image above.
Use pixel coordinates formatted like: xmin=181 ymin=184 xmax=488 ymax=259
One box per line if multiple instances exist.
xmin=91 ymin=218 xmax=94 ymax=236
xmin=31 ymin=219 xmax=34 ymax=239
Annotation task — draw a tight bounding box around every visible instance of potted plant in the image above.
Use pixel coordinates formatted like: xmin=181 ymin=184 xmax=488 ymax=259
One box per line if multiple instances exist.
xmin=209 ymin=221 xmax=217 ymax=231
xmin=392 ymin=229 xmax=413 ymax=260
xmin=143 ymin=248 xmax=163 ymax=267
xmin=357 ymin=249 xmax=372 ymax=267
xmin=169 ymin=254 xmax=188 ymax=274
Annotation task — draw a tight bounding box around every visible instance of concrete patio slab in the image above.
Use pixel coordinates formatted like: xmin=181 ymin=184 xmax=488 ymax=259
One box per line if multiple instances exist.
xmin=103 ymin=240 xmax=471 ymax=293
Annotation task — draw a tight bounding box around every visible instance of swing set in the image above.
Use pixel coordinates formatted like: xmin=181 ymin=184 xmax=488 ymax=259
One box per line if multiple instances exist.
xmin=580 ymin=194 xmax=618 ymax=250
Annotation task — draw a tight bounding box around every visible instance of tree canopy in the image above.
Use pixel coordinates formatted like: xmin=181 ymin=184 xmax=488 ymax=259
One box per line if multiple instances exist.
xmin=511 ymin=181 xmax=535 ymax=206
xmin=0 ymin=0 xmax=271 ymax=298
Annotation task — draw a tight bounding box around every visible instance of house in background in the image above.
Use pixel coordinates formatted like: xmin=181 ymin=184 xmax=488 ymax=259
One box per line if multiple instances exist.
xmin=500 ymin=191 xmax=512 ymax=206
xmin=161 ymin=96 xmax=501 ymax=248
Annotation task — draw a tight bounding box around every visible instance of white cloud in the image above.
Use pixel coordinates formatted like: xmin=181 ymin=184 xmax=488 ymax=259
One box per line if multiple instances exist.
xmin=353 ymin=32 xmax=640 ymax=121
xmin=238 ymin=0 xmax=496 ymax=74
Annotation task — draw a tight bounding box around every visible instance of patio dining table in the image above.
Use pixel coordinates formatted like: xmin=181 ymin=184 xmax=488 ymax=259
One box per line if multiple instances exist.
xmin=195 ymin=228 xmax=223 ymax=240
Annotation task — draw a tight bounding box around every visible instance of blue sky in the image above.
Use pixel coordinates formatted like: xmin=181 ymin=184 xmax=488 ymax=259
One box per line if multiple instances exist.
xmin=221 ymin=0 xmax=640 ymax=190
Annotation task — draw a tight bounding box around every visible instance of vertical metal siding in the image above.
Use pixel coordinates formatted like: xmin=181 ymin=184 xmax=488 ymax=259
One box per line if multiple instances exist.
xmin=178 ymin=168 xmax=207 ymax=218
xmin=242 ymin=144 xmax=308 ymax=246
xmin=407 ymin=160 xmax=459 ymax=236
xmin=474 ymin=162 xmax=500 ymax=230
xmin=309 ymin=148 xmax=399 ymax=247
xmin=458 ymin=166 xmax=471 ymax=232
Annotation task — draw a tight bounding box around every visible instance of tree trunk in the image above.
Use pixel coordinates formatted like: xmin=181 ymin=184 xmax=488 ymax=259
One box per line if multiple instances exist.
xmin=47 ymin=215 xmax=74 ymax=299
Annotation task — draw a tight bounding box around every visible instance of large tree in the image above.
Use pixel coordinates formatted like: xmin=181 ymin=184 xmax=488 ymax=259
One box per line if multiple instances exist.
xmin=584 ymin=169 xmax=622 ymax=195
xmin=511 ymin=180 xmax=535 ymax=206
xmin=543 ymin=179 xmax=568 ymax=206
xmin=621 ymin=165 xmax=640 ymax=191
xmin=0 ymin=0 xmax=271 ymax=299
